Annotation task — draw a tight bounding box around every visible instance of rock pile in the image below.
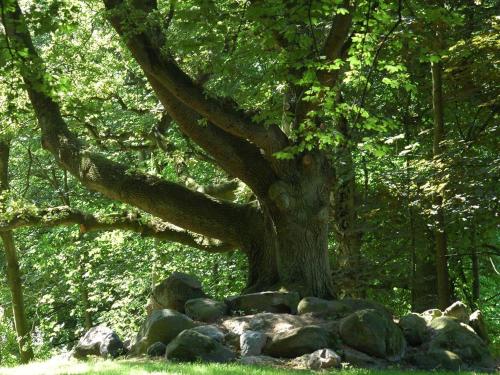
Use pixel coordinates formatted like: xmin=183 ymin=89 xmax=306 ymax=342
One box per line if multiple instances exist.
xmin=72 ymin=272 xmax=496 ymax=371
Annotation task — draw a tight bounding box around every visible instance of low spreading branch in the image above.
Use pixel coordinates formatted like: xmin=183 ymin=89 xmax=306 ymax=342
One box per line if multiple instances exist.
xmin=0 ymin=206 xmax=235 ymax=253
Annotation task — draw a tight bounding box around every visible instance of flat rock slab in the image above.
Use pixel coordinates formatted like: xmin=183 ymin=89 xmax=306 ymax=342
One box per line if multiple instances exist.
xmin=226 ymin=291 xmax=300 ymax=315
xmin=298 ymin=297 xmax=393 ymax=320
xmin=222 ymin=312 xmax=323 ymax=336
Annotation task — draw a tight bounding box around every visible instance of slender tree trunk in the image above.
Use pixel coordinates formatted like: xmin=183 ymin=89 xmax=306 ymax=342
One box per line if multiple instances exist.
xmin=0 ymin=141 xmax=34 ymax=364
xmin=75 ymin=236 xmax=93 ymax=330
xmin=471 ymin=219 xmax=480 ymax=305
xmin=331 ymin=116 xmax=362 ymax=294
xmin=431 ymin=59 xmax=451 ymax=310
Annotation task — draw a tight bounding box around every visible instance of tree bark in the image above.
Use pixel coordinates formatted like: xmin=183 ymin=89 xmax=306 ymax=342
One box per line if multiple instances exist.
xmin=0 ymin=140 xmax=34 ymax=364
xmin=431 ymin=59 xmax=451 ymax=310
xmin=267 ymin=153 xmax=334 ymax=298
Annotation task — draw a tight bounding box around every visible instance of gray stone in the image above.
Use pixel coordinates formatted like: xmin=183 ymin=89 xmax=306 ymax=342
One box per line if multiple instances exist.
xmin=306 ymin=348 xmax=342 ymax=370
xmin=146 ymin=272 xmax=206 ymax=314
xmin=131 ymin=309 xmax=195 ymax=355
xmin=443 ymin=301 xmax=470 ymax=324
xmin=469 ymin=310 xmax=490 ymax=344
xmin=191 ymin=325 xmax=225 ymax=343
xmin=147 ymin=342 xmax=167 ymax=357
xmin=226 ymin=291 xmax=300 ymax=315
xmin=263 ymin=325 xmax=334 ymax=358
xmin=240 ymin=330 xmax=268 ymax=356
xmin=73 ymin=325 xmax=124 ymax=359
xmin=339 ymin=309 xmax=406 ymax=361
xmin=409 ymin=349 xmax=462 ymax=371
xmin=298 ymin=297 xmax=392 ymax=320
xmin=428 ymin=316 xmax=494 ymax=368
xmin=398 ymin=313 xmax=428 ymax=346
xmin=342 ymin=346 xmax=385 ymax=368
xmin=185 ymin=298 xmax=227 ymax=323
xmin=165 ymin=329 xmax=235 ymax=363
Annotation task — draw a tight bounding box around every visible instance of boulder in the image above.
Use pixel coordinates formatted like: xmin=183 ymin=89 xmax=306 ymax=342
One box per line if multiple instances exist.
xmin=165 ymin=329 xmax=235 ymax=363
xmin=469 ymin=310 xmax=490 ymax=344
xmin=147 ymin=272 xmax=206 ymax=314
xmin=240 ymin=330 xmax=268 ymax=356
xmin=342 ymin=346 xmax=385 ymax=368
xmin=73 ymin=325 xmax=124 ymax=359
xmin=339 ymin=309 xmax=406 ymax=361
xmin=226 ymin=291 xmax=300 ymax=315
xmin=238 ymin=355 xmax=284 ymax=366
xmin=147 ymin=342 xmax=167 ymax=357
xmin=298 ymin=297 xmax=392 ymax=320
xmin=398 ymin=313 xmax=428 ymax=346
xmin=263 ymin=325 xmax=334 ymax=358
xmin=191 ymin=325 xmax=225 ymax=343
xmin=428 ymin=316 xmax=494 ymax=368
xmin=185 ymin=298 xmax=227 ymax=323
xmin=408 ymin=349 xmax=462 ymax=371
xmin=306 ymin=348 xmax=342 ymax=370
xmin=131 ymin=309 xmax=195 ymax=355
xmin=443 ymin=301 xmax=470 ymax=324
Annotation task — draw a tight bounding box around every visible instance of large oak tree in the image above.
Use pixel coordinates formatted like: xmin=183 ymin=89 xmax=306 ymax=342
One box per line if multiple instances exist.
xmin=0 ymin=0 xmax=365 ymax=297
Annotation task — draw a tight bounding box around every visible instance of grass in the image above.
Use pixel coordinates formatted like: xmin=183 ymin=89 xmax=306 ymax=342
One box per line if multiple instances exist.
xmin=0 ymin=358 xmax=490 ymax=375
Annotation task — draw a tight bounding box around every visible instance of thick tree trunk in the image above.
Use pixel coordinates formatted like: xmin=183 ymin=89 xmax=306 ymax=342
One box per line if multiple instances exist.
xmin=431 ymin=60 xmax=451 ymax=310
xmin=267 ymin=153 xmax=334 ymax=298
xmin=274 ymin=214 xmax=333 ymax=298
xmin=0 ymin=141 xmax=34 ymax=364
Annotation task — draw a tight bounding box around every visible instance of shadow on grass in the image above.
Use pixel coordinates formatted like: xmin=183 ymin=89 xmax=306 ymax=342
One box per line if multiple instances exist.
xmin=76 ymin=359 xmax=315 ymax=375
xmin=0 ymin=358 xmax=488 ymax=375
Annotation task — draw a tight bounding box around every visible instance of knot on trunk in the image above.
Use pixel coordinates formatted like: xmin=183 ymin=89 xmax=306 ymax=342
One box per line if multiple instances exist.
xmin=268 ymin=181 xmax=295 ymax=211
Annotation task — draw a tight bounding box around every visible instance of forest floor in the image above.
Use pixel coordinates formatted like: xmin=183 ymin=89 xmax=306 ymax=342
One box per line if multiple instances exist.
xmin=0 ymin=358 xmax=491 ymax=375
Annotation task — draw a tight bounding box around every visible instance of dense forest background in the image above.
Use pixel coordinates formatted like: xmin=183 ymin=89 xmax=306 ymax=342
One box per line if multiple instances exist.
xmin=0 ymin=0 xmax=498 ymax=366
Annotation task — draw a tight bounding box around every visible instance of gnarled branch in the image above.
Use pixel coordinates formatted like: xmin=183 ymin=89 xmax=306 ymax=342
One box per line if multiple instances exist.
xmin=0 ymin=206 xmax=235 ymax=253
xmin=102 ymin=0 xmax=289 ymax=156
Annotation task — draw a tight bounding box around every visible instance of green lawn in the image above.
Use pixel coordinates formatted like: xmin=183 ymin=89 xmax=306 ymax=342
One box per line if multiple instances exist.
xmin=0 ymin=359 xmax=489 ymax=375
